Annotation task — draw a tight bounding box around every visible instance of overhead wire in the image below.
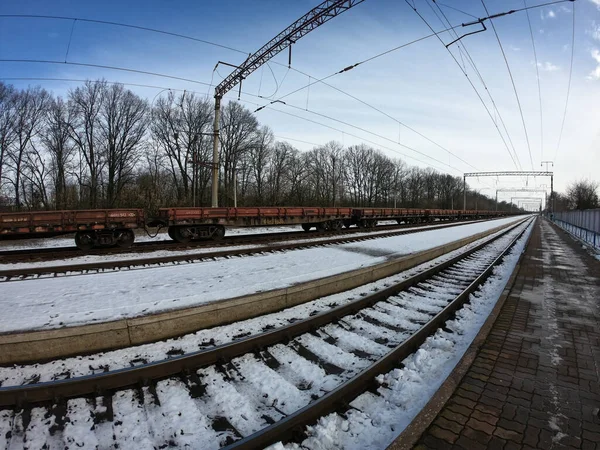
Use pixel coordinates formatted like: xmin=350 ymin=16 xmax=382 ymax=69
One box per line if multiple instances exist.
xmin=0 ymin=14 xmax=247 ymax=55
xmin=0 ymin=13 xmax=479 ymax=171
xmin=0 ymin=59 xmax=214 ymax=88
xmin=524 ymin=0 xmax=544 ymax=164
xmin=251 ymin=95 xmax=465 ymax=173
xmin=480 ymin=0 xmax=534 ymax=170
xmin=428 ymin=0 xmax=523 ymax=171
xmin=405 ymin=1 xmax=521 ymax=172
xmin=554 ymin=0 xmax=575 ymax=163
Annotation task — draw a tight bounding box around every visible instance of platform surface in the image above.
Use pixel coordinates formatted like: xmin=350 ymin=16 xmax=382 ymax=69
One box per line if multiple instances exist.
xmin=415 ymin=218 xmax=600 ymax=449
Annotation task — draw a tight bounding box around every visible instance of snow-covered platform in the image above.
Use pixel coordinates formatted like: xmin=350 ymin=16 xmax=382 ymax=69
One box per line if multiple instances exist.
xmin=0 ymin=218 xmax=521 ymax=334
xmin=403 ymin=218 xmax=600 ymax=450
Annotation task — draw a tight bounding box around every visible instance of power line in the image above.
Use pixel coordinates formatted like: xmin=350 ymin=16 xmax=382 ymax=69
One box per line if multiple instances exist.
xmin=427 ymin=0 xmax=523 ymax=171
xmin=406 ymin=1 xmax=521 ymax=172
xmin=0 ymin=13 xmax=480 ymax=171
xmin=481 ymin=0 xmax=534 ymax=170
xmin=287 ymin=58 xmax=480 ymax=171
xmin=252 ymin=96 xmax=465 ymax=173
xmin=524 ymin=0 xmax=544 ymax=163
xmin=262 ymin=105 xmax=459 ymax=173
xmin=434 ymin=1 xmax=478 ymax=19
xmin=0 ymin=14 xmax=247 ymax=55
xmin=554 ymin=0 xmax=575 ymax=163
xmin=0 ymin=59 xmax=214 ymax=88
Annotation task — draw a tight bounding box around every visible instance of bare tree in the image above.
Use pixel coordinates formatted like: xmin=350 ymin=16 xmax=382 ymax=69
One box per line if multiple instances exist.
xmin=152 ymin=91 xmax=213 ymax=204
xmin=566 ymin=179 xmax=599 ymax=210
xmin=100 ymin=84 xmax=148 ymax=206
xmin=267 ymin=141 xmax=295 ymax=205
xmin=6 ymin=86 xmax=49 ymax=208
xmin=41 ymin=97 xmax=75 ymax=209
xmin=220 ymin=101 xmax=259 ymax=206
xmin=68 ymin=80 xmax=106 ymax=208
xmin=0 ymin=82 xmax=17 ymax=201
xmin=247 ymin=126 xmax=274 ymax=205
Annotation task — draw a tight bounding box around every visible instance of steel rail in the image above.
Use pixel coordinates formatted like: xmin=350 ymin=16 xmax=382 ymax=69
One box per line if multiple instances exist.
xmin=222 ymin=217 xmax=533 ymax=450
xmin=0 ymin=218 xmax=529 ymax=407
xmin=0 ymin=219 xmax=502 ymax=281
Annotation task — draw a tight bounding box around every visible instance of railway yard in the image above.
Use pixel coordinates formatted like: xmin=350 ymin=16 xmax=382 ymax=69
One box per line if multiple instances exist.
xmin=0 ymin=214 xmax=598 ymax=450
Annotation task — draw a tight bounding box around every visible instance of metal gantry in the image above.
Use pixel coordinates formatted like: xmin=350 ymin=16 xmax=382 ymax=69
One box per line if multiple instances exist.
xmin=209 ymin=0 xmax=365 ymax=206
xmin=510 ymin=197 xmax=543 ymax=212
xmin=495 ymin=188 xmax=547 ymax=211
xmin=463 ymin=171 xmax=554 ymax=212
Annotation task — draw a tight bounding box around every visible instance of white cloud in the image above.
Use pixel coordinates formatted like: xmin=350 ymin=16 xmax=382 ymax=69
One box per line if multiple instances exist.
xmin=589 ymin=49 xmax=600 ymax=80
xmin=547 ymin=9 xmax=556 ymax=18
xmin=590 ymin=0 xmax=600 ymax=8
xmin=589 ymin=21 xmax=600 ymax=41
xmin=537 ymin=61 xmax=560 ymax=72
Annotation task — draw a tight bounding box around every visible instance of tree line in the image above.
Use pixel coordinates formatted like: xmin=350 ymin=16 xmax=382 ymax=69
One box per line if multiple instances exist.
xmin=1 ymin=79 xmax=562 ymax=214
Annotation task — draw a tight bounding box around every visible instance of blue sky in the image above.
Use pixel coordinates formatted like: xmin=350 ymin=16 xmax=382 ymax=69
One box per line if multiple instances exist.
xmin=1 ymin=0 xmax=599 ymax=198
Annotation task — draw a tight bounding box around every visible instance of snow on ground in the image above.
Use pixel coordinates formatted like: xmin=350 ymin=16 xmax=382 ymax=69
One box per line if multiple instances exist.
xmin=0 ymin=217 xmax=523 ymax=334
xmin=0 ymin=222 xmax=524 ymax=386
xmin=270 ymin=218 xmax=534 ymax=450
xmin=0 ymin=220 xmax=483 ymax=271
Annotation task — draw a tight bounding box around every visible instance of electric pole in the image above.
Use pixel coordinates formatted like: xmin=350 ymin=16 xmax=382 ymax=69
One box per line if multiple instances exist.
xmin=210 ymin=0 xmax=365 ymax=207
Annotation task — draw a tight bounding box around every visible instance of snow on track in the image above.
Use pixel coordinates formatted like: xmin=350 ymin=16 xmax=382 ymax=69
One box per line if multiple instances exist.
xmin=0 ymin=217 xmax=523 ymax=334
xmin=272 ymin=220 xmax=534 ymax=450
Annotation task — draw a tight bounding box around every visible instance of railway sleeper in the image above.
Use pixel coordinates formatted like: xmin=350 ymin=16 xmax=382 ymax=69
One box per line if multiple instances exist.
xmin=74 ymin=229 xmax=135 ymax=251
xmin=168 ymin=225 xmax=226 ymax=243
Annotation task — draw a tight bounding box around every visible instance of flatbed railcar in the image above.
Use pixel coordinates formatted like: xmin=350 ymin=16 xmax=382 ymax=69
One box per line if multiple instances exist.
xmin=0 ymin=206 xmax=512 ymax=249
xmin=153 ymin=207 xmax=355 ymax=242
xmin=352 ymin=208 xmax=507 ymax=227
xmin=0 ymin=209 xmax=144 ymax=250
xmin=156 ymin=206 xmax=511 ymax=243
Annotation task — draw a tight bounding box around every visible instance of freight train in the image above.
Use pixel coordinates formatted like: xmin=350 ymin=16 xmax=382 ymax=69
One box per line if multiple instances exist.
xmin=0 ymin=207 xmax=512 ymax=250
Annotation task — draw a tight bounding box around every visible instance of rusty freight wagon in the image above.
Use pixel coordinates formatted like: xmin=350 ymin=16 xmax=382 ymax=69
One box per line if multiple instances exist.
xmin=154 ymin=207 xmax=354 ymax=242
xmin=352 ymin=208 xmax=506 ymax=227
xmin=0 ymin=209 xmax=145 ymax=250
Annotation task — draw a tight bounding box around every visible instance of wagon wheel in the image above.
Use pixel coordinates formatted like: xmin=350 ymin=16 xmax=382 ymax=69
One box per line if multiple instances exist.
xmin=172 ymin=226 xmax=192 ymax=243
xmin=116 ymin=229 xmax=135 ymax=248
xmin=330 ymin=220 xmax=342 ymax=232
xmin=211 ymin=226 xmax=225 ymax=241
xmin=167 ymin=227 xmax=177 ymax=241
xmin=301 ymin=223 xmax=312 ymax=232
xmin=75 ymin=231 xmax=95 ymax=251
xmin=316 ymin=222 xmax=326 ymax=232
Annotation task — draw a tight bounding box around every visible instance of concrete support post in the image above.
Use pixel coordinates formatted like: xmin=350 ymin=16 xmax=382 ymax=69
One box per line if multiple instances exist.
xmin=551 ymin=175 xmax=554 ymax=213
xmin=495 ymin=190 xmax=498 ymax=212
xmin=211 ymin=96 xmax=221 ymax=208
xmin=233 ymin=170 xmax=237 ymax=208
xmin=463 ymin=176 xmax=466 ymax=211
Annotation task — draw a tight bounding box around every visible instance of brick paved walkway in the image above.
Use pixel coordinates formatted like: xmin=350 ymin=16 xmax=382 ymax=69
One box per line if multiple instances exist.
xmin=415 ymin=218 xmax=600 ymax=450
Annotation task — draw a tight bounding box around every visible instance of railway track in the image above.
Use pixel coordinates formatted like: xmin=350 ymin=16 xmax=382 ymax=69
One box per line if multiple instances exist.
xmin=0 ymin=219 xmax=496 ymax=282
xmin=0 ymin=217 xmax=532 ymax=449
xmin=0 ymin=218 xmax=490 ymax=263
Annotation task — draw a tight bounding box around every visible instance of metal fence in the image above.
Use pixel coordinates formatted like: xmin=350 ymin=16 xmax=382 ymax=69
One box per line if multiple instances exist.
xmin=550 ymin=208 xmax=600 ymax=250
